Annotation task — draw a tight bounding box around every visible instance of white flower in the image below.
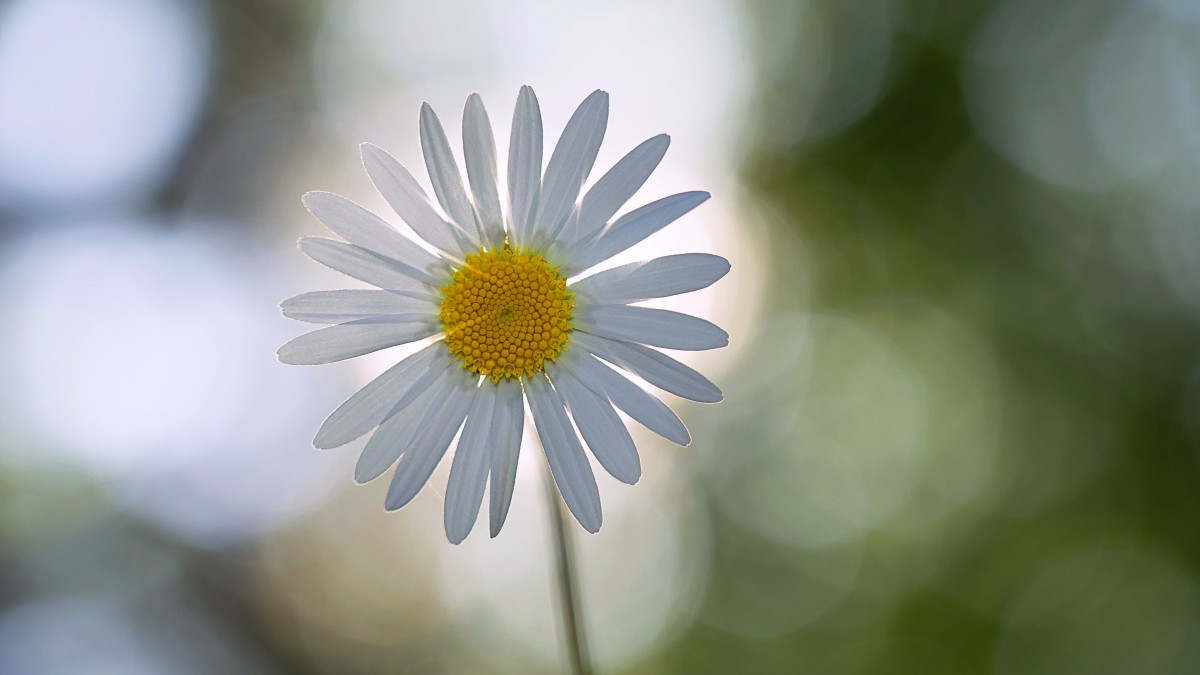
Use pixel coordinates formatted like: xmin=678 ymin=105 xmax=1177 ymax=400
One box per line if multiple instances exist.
xmin=279 ymin=87 xmax=728 ymax=543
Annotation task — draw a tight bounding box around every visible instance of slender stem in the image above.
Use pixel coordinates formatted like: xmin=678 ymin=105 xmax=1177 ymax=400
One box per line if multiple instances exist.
xmin=544 ymin=469 xmax=592 ymax=675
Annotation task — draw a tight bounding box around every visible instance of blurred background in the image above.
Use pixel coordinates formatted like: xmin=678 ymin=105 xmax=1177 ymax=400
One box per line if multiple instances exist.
xmin=1 ymin=0 xmax=1198 ymax=672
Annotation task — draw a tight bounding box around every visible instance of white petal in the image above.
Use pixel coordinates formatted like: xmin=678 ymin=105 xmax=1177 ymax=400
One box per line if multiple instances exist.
xmin=314 ymin=343 xmax=448 ymax=449
xmin=572 ymin=332 xmax=722 ymax=403
xmin=572 ymin=134 xmax=669 ymax=248
xmin=355 ymin=364 xmax=457 ymax=483
xmin=551 ymin=209 xmax=582 ymax=256
xmin=420 ymin=103 xmax=480 ymax=237
xmin=576 ymin=304 xmax=729 ymax=351
xmin=299 ymin=237 xmax=444 ymax=294
xmin=385 ymin=370 xmax=476 ymax=510
xmin=525 ymin=375 xmax=602 ymax=533
xmin=281 ymin=289 xmax=438 ymax=324
xmin=570 ymin=253 xmax=730 ymax=305
xmin=533 ymin=90 xmax=608 ymax=247
xmin=277 ymin=319 xmax=440 ymax=365
xmin=361 ymin=142 xmax=474 ymax=258
xmin=554 ymin=350 xmax=690 ymax=446
xmin=444 ymin=381 xmax=497 ymax=543
xmin=565 ymin=191 xmax=710 ymax=275
xmin=462 ymin=93 xmax=505 ymax=248
xmin=489 ymin=380 xmax=524 ymax=537
xmin=301 ymin=191 xmax=443 ymax=280
xmin=507 ymin=86 xmax=543 ymax=247
xmin=552 ymin=368 xmax=641 ymax=484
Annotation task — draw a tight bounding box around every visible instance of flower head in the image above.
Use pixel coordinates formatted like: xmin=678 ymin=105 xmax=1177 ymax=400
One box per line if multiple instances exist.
xmin=279 ymin=87 xmax=729 ymax=543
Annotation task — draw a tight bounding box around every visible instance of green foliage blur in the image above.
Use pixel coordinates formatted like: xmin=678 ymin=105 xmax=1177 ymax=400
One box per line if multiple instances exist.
xmin=657 ymin=1 xmax=1200 ymax=672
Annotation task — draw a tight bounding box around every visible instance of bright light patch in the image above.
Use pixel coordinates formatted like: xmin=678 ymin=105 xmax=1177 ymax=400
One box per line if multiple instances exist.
xmin=0 ymin=0 xmax=210 ymax=206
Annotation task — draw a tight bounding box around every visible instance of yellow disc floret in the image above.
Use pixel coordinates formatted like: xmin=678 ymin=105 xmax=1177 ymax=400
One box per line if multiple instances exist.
xmin=439 ymin=245 xmax=574 ymax=381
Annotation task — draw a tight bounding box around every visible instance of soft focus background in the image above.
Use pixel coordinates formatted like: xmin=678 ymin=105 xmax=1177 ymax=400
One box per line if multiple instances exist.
xmin=1 ymin=0 xmax=1198 ymax=673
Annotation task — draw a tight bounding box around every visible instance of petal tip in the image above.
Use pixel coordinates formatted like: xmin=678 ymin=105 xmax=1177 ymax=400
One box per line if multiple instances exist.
xmin=276 ymin=345 xmax=301 ymax=365
xmin=300 ymin=190 xmax=320 ymax=207
xmin=312 ymin=425 xmax=344 ymax=450
xmin=359 ymin=141 xmax=384 ymax=160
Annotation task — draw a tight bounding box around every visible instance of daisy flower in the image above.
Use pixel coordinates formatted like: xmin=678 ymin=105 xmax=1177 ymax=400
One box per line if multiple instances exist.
xmin=279 ymin=87 xmax=728 ymax=543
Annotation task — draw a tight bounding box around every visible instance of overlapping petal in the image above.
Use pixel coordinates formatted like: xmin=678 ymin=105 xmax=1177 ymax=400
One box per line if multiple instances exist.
xmin=570 ymin=253 xmax=730 ymax=304
xmin=444 ymin=381 xmax=497 ymax=543
xmin=575 ymin=304 xmax=729 ymax=351
xmin=571 ymin=331 xmax=723 ymax=403
xmin=299 ymin=236 xmax=444 ymax=294
xmin=281 ymin=290 xmax=437 ymax=324
xmin=361 ymin=142 xmax=475 ymax=258
xmin=420 ymin=103 xmax=480 ymax=237
xmin=553 ymin=367 xmax=641 ymax=484
xmin=533 ymin=89 xmax=608 ymax=246
xmin=564 ymin=191 xmax=711 ymax=275
xmin=302 ymin=191 xmax=445 ymax=280
xmin=571 ymin=134 xmax=670 ymax=248
xmin=385 ymin=370 xmax=476 ymax=510
xmin=526 ymin=375 xmax=603 ymax=533
xmin=277 ymin=319 xmax=440 ymax=366
xmin=354 ymin=364 xmax=457 ymax=483
xmin=314 ymin=343 xmax=449 ymax=449
xmin=552 ymin=351 xmax=691 ymax=446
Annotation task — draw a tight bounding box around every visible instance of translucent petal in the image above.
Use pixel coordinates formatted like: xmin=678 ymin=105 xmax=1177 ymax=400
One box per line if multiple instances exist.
xmin=302 ymin=191 xmax=443 ymax=277
xmin=277 ymin=319 xmax=440 ymax=365
xmin=314 ymin=343 xmax=447 ymax=449
xmin=554 ymin=351 xmax=690 ymax=446
xmin=572 ymin=134 xmax=670 ymax=248
xmin=507 ymin=86 xmax=543 ymax=247
xmin=462 ymin=93 xmax=505 ymax=248
xmin=444 ymin=381 xmax=497 ymax=543
xmin=385 ymin=371 xmax=476 ymax=510
xmin=576 ymin=304 xmax=729 ymax=351
xmin=566 ymin=191 xmax=709 ymax=275
xmin=361 ymin=142 xmax=473 ymax=258
xmin=299 ymin=236 xmax=443 ymax=293
xmin=533 ymin=89 xmax=608 ymax=246
xmin=525 ymin=375 xmax=602 ymax=533
xmin=570 ymin=253 xmax=730 ymax=305
xmin=419 ymin=103 xmax=480 ymax=236
xmin=280 ymin=289 xmax=438 ymax=324
xmin=355 ymin=365 xmax=457 ymax=483
xmin=488 ymin=380 xmax=524 ymax=537
xmin=572 ymin=332 xmax=723 ymax=403
xmin=553 ymin=368 xmax=641 ymax=484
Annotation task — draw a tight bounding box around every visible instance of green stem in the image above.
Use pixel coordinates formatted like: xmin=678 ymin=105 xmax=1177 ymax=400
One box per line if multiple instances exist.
xmin=544 ymin=469 xmax=592 ymax=675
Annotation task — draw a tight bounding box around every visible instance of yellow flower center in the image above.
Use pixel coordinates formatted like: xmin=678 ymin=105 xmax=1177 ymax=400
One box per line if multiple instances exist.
xmin=439 ymin=245 xmax=574 ymax=381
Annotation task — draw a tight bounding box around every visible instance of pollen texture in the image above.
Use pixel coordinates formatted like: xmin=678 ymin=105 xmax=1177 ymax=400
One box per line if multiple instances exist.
xmin=440 ymin=246 xmax=574 ymax=381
